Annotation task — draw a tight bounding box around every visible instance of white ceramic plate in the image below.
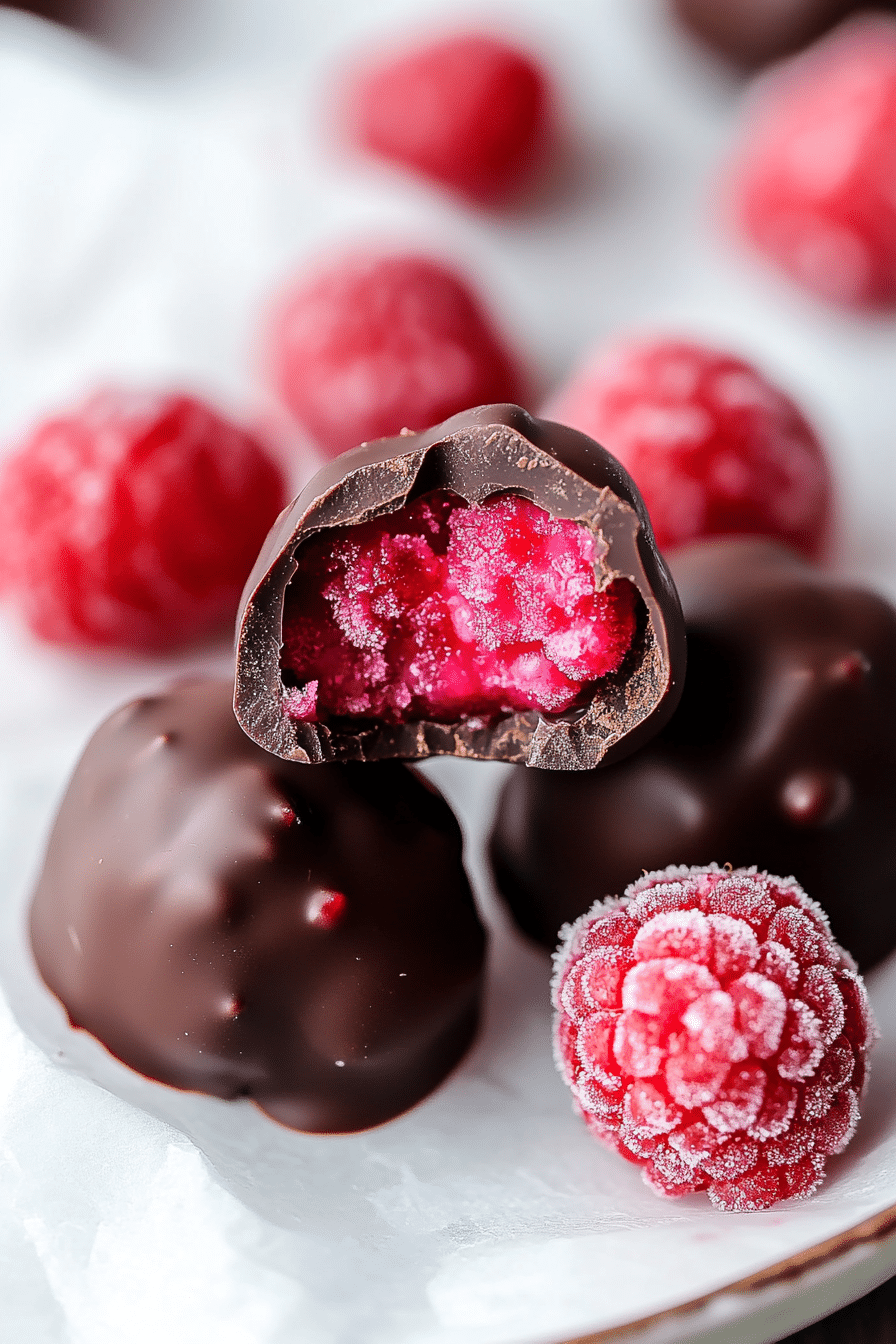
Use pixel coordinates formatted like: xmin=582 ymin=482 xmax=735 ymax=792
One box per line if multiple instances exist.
xmin=3 ymin=4 xmax=896 ymax=1342
xmin=5 ymin=713 xmax=896 ymax=1344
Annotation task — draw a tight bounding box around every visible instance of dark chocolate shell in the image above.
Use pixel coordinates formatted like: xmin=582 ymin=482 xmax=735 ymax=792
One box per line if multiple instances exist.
xmin=235 ymin=404 xmax=685 ymax=770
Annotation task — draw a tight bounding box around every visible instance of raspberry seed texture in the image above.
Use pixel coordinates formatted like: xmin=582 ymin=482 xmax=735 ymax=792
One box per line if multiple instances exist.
xmin=553 ymin=864 xmax=875 ymax=1211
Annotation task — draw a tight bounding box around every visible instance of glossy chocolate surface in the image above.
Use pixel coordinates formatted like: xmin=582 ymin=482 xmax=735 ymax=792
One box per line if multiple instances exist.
xmin=671 ymin=0 xmax=893 ymax=69
xmin=30 ymin=678 xmax=486 ymax=1133
xmin=490 ymin=539 xmax=896 ymax=968
xmin=235 ymin=404 xmax=685 ymax=771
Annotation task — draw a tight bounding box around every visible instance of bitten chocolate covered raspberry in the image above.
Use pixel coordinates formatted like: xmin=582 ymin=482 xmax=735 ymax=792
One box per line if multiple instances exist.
xmin=30 ymin=678 xmax=486 ymax=1134
xmin=553 ymin=865 xmax=875 ymax=1210
xmin=490 ymin=539 xmax=896 ymax=968
xmin=235 ymin=404 xmax=685 ymax=771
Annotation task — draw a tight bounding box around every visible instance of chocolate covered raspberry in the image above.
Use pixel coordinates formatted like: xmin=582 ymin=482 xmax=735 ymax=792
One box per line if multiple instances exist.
xmin=30 ymin=678 xmax=486 ymax=1134
xmin=490 ymin=539 xmax=896 ymax=969
xmin=670 ymin=0 xmax=889 ymax=70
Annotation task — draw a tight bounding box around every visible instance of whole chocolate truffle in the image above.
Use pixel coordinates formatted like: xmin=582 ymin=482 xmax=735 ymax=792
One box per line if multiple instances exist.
xmin=670 ymin=0 xmax=892 ymax=69
xmin=235 ymin=404 xmax=685 ymax=772
xmin=30 ymin=679 xmax=486 ymax=1133
xmin=490 ymin=539 xmax=896 ymax=969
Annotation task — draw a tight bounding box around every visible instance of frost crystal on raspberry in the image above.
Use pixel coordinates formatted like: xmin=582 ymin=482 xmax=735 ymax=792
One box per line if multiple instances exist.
xmin=553 ymin=864 xmax=876 ymax=1211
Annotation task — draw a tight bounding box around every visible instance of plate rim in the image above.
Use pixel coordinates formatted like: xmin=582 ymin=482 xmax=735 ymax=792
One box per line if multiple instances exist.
xmin=557 ymin=1198 xmax=896 ymax=1344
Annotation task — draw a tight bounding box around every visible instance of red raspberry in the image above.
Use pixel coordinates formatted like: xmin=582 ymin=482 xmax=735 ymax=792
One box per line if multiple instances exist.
xmin=549 ymin=338 xmax=831 ymax=557
xmin=727 ymin=17 xmax=896 ymax=309
xmin=269 ymin=253 xmax=525 ymax=457
xmin=346 ymin=32 xmax=550 ymax=205
xmin=0 ymin=391 xmax=287 ymax=652
xmin=553 ymin=864 xmax=875 ymax=1211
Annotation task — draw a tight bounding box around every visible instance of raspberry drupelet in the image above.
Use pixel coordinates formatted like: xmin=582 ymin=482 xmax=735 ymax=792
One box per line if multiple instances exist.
xmin=553 ymin=864 xmax=876 ymax=1211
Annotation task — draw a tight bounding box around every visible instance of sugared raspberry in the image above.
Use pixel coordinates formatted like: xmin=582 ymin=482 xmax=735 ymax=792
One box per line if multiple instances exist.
xmin=549 ymin=338 xmax=831 ymax=557
xmin=346 ymin=32 xmax=550 ymax=205
xmin=281 ymin=490 xmax=638 ymax=724
xmin=553 ymin=864 xmax=875 ymax=1211
xmin=727 ymin=17 xmax=896 ymax=308
xmin=0 ymin=391 xmax=286 ymax=651
xmin=268 ymin=253 xmax=525 ymax=457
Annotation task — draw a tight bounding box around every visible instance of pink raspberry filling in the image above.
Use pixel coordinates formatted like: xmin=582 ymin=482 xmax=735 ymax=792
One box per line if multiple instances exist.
xmin=281 ymin=490 xmax=639 ymax=725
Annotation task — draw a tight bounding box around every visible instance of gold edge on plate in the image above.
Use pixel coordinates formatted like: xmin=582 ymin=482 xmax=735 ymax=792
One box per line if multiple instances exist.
xmin=557 ymin=1200 xmax=896 ymax=1344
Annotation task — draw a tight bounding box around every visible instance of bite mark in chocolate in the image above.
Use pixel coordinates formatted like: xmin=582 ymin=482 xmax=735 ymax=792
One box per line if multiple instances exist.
xmin=30 ymin=679 xmax=486 ymax=1134
xmin=235 ymin=405 xmax=685 ymax=770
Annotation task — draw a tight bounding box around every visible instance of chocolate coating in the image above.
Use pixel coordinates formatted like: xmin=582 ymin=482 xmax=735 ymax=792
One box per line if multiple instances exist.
xmin=7 ymin=1 xmax=80 ymax=18
xmin=235 ymin=404 xmax=685 ymax=771
xmin=671 ymin=0 xmax=894 ymax=69
xmin=490 ymin=539 xmax=896 ymax=969
xmin=30 ymin=678 xmax=486 ymax=1133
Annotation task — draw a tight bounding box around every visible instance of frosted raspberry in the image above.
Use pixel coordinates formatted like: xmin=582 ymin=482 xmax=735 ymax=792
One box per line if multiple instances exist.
xmin=268 ymin=253 xmax=525 ymax=457
xmin=0 ymin=391 xmax=286 ymax=652
xmin=346 ymin=32 xmax=551 ymax=205
xmin=553 ymin=864 xmax=876 ymax=1211
xmin=549 ymin=338 xmax=831 ymax=557
xmin=281 ymin=490 xmax=638 ymax=724
xmin=727 ymin=17 xmax=896 ymax=309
